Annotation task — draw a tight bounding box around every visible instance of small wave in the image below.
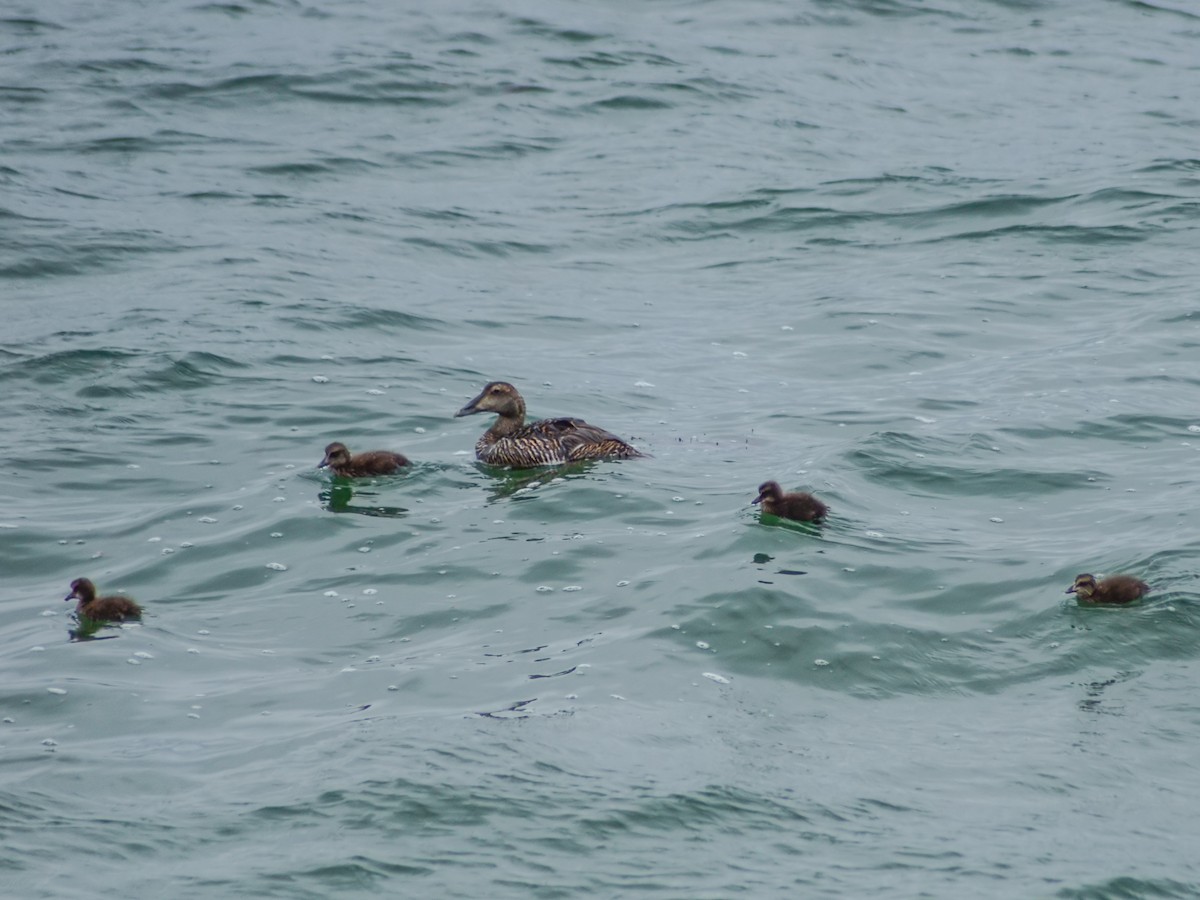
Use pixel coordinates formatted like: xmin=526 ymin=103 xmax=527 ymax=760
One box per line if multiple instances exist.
xmin=585 ymin=94 xmax=675 ymax=112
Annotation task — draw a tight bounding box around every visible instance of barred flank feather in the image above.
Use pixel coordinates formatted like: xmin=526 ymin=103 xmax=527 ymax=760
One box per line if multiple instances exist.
xmin=456 ymin=382 xmax=645 ymax=469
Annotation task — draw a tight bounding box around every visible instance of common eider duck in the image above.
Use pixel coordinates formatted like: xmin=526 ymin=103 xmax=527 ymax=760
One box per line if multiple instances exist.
xmin=65 ymin=578 xmax=142 ymax=621
xmin=319 ymin=442 xmax=410 ymax=477
xmin=1066 ymin=573 xmax=1149 ymax=605
xmin=753 ymin=481 xmax=828 ymax=522
xmin=454 ymin=381 xmax=644 ymax=468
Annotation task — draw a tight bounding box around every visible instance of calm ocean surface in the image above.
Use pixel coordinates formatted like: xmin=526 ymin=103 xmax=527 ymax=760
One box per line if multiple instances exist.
xmin=3 ymin=0 xmax=1200 ymax=896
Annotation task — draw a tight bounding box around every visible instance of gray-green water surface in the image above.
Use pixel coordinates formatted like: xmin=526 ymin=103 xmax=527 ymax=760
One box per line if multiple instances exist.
xmin=3 ymin=1 xmax=1200 ymax=897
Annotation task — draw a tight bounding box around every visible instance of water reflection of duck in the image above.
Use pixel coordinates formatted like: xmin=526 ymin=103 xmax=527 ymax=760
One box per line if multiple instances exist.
xmin=65 ymin=578 xmax=142 ymax=621
xmin=319 ymin=442 xmax=410 ymax=477
xmin=753 ymin=481 xmax=828 ymax=522
xmin=1066 ymin=573 xmax=1149 ymax=605
xmin=454 ymin=381 xmax=644 ymax=468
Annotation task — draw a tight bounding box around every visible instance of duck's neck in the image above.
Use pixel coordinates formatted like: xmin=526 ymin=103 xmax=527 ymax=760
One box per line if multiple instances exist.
xmin=484 ymin=402 xmax=526 ymax=441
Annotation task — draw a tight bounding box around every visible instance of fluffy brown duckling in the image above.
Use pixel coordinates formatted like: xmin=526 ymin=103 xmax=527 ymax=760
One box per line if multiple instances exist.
xmin=753 ymin=480 xmax=828 ymax=522
xmin=1066 ymin=573 xmax=1149 ymax=605
xmin=454 ymin=381 xmax=644 ymax=468
xmin=65 ymin=578 xmax=142 ymax=621
xmin=319 ymin=442 xmax=410 ymax=477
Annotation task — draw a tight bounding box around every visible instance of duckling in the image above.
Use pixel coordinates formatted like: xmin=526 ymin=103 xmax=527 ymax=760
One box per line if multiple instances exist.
xmin=454 ymin=381 xmax=644 ymax=468
xmin=753 ymin=480 xmax=828 ymax=522
xmin=65 ymin=578 xmax=142 ymax=621
xmin=1066 ymin=573 xmax=1149 ymax=605
xmin=319 ymin=442 xmax=410 ymax=477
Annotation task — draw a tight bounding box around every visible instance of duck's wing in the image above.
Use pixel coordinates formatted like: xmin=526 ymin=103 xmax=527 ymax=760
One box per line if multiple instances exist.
xmin=528 ymin=416 xmax=588 ymax=437
xmin=536 ymin=418 xmax=642 ymax=460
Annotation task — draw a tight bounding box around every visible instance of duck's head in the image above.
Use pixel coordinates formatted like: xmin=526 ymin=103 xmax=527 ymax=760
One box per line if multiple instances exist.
xmin=753 ymin=481 xmax=783 ymax=505
xmin=456 ymin=381 xmax=524 ymax=418
xmin=66 ymin=577 xmax=95 ymax=603
xmin=320 ymin=442 xmax=351 ymax=469
xmin=1066 ymin=573 xmax=1097 ymax=599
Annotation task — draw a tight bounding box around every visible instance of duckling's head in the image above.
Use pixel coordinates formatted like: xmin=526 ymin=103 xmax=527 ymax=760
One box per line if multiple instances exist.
xmin=1066 ymin=573 xmax=1098 ymax=599
xmin=66 ymin=578 xmax=95 ymax=603
xmin=753 ymin=481 xmax=784 ymax=505
xmin=320 ymin=442 xmax=351 ymax=469
xmin=456 ymin=381 xmax=524 ymax=418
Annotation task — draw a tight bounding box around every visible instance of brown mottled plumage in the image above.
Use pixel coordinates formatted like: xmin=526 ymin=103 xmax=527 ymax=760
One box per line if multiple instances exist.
xmin=753 ymin=481 xmax=828 ymax=522
xmin=319 ymin=442 xmax=410 ymax=477
xmin=65 ymin=578 xmax=142 ymax=621
xmin=454 ymin=381 xmax=644 ymax=468
xmin=1066 ymin=573 xmax=1149 ymax=605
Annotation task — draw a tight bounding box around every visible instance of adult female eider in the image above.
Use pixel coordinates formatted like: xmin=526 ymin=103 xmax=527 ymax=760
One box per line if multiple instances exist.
xmin=65 ymin=578 xmax=142 ymax=621
xmin=319 ymin=442 xmax=410 ymax=477
xmin=753 ymin=481 xmax=828 ymax=522
xmin=1066 ymin=573 xmax=1149 ymax=605
xmin=454 ymin=381 xmax=644 ymax=468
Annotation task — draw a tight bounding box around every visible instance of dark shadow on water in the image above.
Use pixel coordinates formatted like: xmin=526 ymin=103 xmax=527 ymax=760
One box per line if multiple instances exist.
xmin=319 ymin=482 xmax=409 ymax=518
xmin=68 ymin=615 xmax=125 ymax=642
xmin=476 ymin=698 xmax=537 ymax=719
xmin=1076 ymin=672 xmax=1134 ymax=716
xmin=474 ymin=459 xmax=599 ymax=501
xmin=755 ymin=512 xmax=826 ymax=536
